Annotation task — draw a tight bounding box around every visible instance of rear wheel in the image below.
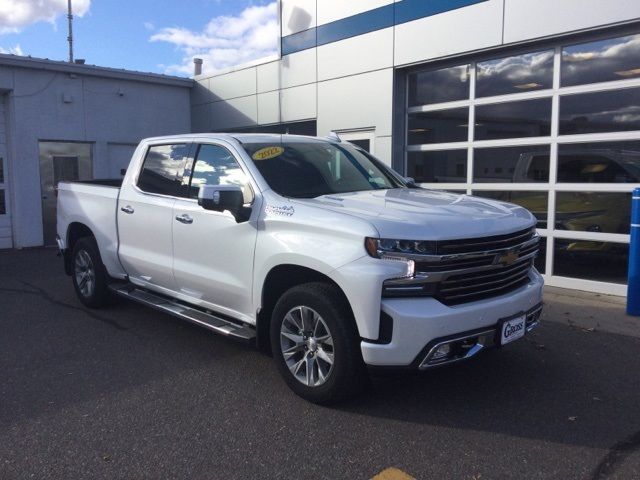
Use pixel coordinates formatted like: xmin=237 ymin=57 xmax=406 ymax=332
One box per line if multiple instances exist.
xmin=270 ymin=282 xmax=368 ymax=404
xmin=72 ymin=237 xmax=109 ymax=308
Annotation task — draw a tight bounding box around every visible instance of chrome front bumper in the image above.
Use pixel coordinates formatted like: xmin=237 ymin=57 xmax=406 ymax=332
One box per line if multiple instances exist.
xmin=418 ymin=303 xmax=543 ymax=369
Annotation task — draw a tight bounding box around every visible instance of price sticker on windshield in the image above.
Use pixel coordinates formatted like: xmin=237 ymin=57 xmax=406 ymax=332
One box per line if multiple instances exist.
xmin=252 ymin=146 xmax=284 ymax=161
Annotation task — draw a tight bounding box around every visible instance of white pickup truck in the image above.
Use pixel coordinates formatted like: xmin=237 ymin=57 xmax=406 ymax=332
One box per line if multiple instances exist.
xmin=57 ymin=133 xmax=543 ymax=403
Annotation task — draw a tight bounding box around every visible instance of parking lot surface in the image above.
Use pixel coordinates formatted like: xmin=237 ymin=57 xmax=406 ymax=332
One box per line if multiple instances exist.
xmin=1 ymin=249 xmax=640 ymax=479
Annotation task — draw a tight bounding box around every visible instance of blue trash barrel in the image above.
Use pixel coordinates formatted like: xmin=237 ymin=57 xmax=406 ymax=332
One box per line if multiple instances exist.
xmin=627 ymin=187 xmax=640 ymax=315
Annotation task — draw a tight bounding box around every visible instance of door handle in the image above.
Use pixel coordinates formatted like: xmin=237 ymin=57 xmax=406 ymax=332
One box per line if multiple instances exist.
xmin=120 ymin=205 xmax=134 ymax=214
xmin=175 ymin=214 xmax=193 ymax=224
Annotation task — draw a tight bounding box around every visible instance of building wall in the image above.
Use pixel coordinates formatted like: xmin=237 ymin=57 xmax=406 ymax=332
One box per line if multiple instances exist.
xmin=192 ymin=0 xmax=640 ymax=168
xmin=0 ymin=63 xmax=191 ymax=247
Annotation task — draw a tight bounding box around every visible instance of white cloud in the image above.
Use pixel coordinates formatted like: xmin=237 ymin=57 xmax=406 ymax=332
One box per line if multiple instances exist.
xmin=0 ymin=43 xmax=23 ymax=55
xmin=0 ymin=0 xmax=91 ymax=34
xmin=150 ymin=2 xmax=279 ymax=76
xmin=144 ymin=21 xmax=155 ymax=31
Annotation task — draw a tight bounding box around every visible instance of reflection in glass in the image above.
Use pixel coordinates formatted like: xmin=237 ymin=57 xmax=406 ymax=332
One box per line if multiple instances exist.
xmin=189 ymin=144 xmax=250 ymax=202
xmin=475 ymin=98 xmax=552 ymax=140
xmin=474 ymin=146 xmax=550 ymax=183
xmin=477 ymin=50 xmax=554 ymax=97
xmin=407 ymin=150 xmax=467 ymax=183
xmin=407 ymin=108 xmax=468 ymax=144
xmin=408 ymin=65 xmax=470 ymax=106
xmin=471 ymin=190 xmax=548 ymax=229
xmin=534 ymin=238 xmax=547 ymax=274
xmin=560 ymin=88 xmax=640 ymax=135
xmin=555 ymin=192 xmax=631 ymax=234
xmin=137 ymin=144 xmax=190 ymax=196
xmin=557 ymin=141 xmax=640 ymax=183
xmin=0 ymin=189 xmax=4 ymax=215
xmin=562 ymin=33 xmax=640 ymax=86
xmin=554 ymin=239 xmax=628 ymax=284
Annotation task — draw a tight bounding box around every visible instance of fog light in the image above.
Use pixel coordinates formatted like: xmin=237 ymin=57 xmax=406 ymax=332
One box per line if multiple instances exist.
xmin=432 ymin=343 xmax=451 ymax=361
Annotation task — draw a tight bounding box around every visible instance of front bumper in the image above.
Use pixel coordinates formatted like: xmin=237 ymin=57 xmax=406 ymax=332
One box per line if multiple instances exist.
xmin=360 ymin=269 xmax=544 ymax=367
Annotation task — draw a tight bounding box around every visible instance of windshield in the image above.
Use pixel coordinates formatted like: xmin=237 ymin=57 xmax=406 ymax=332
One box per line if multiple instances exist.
xmin=242 ymin=141 xmax=405 ymax=198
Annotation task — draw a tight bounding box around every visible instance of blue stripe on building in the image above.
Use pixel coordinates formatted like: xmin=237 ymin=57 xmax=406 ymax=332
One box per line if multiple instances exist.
xmin=281 ymin=0 xmax=488 ymax=56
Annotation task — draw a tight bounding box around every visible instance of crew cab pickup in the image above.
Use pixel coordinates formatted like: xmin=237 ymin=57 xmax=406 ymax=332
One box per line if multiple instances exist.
xmin=57 ymin=133 xmax=543 ymax=403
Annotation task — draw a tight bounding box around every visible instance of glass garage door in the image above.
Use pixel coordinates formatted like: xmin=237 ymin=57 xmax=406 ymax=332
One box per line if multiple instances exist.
xmin=405 ymin=31 xmax=640 ymax=295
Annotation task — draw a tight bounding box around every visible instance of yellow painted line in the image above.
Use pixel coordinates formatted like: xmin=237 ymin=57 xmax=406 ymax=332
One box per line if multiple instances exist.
xmin=371 ymin=467 xmax=416 ymax=480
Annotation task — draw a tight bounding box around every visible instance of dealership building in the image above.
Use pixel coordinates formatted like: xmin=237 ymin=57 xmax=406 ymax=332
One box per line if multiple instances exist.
xmin=2 ymin=0 xmax=640 ymax=296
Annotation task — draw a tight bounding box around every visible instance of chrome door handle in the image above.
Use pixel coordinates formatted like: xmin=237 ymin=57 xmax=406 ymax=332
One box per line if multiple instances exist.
xmin=175 ymin=214 xmax=193 ymax=224
xmin=120 ymin=205 xmax=134 ymax=214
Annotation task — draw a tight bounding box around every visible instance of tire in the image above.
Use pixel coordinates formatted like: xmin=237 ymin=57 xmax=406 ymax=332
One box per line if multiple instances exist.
xmin=270 ymin=282 xmax=369 ymax=404
xmin=71 ymin=237 xmax=109 ymax=308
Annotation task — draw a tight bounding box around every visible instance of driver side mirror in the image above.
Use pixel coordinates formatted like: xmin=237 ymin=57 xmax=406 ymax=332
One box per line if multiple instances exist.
xmin=198 ymin=185 xmax=251 ymax=223
xmin=404 ymin=176 xmax=417 ymax=186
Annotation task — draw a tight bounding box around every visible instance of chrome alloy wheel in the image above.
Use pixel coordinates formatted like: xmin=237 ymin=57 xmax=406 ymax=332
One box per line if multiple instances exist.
xmin=280 ymin=306 xmax=335 ymax=387
xmin=74 ymin=250 xmax=96 ymax=298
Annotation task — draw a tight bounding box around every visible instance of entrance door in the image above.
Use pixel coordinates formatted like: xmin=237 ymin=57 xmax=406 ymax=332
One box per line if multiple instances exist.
xmin=338 ymin=130 xmax=375 ymax=154
xmin=39 ymin=142 xmax=92 ymax=245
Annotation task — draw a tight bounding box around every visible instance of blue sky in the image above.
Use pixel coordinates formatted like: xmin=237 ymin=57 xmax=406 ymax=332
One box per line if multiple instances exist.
xmin=0 ymin=0 xmax=278 ymax=77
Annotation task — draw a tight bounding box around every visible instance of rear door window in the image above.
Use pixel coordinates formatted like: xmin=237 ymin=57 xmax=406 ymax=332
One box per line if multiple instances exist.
xmin=137 ymin=144 xmax=190 ymax=196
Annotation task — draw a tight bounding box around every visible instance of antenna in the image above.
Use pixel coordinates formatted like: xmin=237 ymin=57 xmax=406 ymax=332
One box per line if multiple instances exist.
xmin=67 ymin=0 xmax=74 ymax=63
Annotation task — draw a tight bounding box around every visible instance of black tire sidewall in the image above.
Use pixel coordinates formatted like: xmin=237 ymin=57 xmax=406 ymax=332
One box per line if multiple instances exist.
xmin=71 ymin=237 xmax=108 ymax=308
xmin=270 ymin=283 xmax=366 ymax=404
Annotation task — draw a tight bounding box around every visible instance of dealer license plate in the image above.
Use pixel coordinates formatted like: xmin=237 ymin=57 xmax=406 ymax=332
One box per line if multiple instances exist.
xmin=499 ymin=314 xmax=526 ymax=346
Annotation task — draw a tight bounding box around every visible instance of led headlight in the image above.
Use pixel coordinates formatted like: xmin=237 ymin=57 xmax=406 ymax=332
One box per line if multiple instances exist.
xmin=365 ymin=237 xmax=436 ymax=258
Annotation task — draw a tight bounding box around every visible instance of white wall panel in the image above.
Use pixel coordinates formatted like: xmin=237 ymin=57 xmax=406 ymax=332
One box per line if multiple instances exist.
xmin=375 ymin=136 xmax=393 ymax=166
xmin=394 ymin=0 xmax=503 ymax=66
xmin=318 ymin=28 xmax=393 ymax=81
xmin=280 ymin=48 xmax=317 ymax=89
xmin=280 ymin=84 xmax=316 ymax=122
xmin=317 ymin=0 xmax=393 ymax=26
xmin=281 ymin=0 xmax=316 ymax=36
xmin=257 ymin=60 xmax=280 ymax=93
xmin=504 ymin=0 xmax=640 ymax=44
xmin=208 ymin=67 xmax=256 ymax=101
xmin=258 ymin=91 xmax=281 ymax=125
xmin=210 ymin=96 xmax=257 ymax=130
xmin=317 ymin=69 xmax=393 ymax=137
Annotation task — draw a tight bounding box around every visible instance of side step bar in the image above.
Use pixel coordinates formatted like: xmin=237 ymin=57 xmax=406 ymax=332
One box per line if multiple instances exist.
xmin=109 ymin=284 xmax=256 ymax=343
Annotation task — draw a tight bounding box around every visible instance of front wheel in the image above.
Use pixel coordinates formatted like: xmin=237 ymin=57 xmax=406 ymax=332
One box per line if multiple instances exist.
xmin=71 ymin=237 xmax=110 ymax=308
xmin=270 ymin=282 xmax=368 ymax=404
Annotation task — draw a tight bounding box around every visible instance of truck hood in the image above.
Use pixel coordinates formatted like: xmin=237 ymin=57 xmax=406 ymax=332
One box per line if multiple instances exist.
xmin=297 ymin=188 xmax=536 ymax=240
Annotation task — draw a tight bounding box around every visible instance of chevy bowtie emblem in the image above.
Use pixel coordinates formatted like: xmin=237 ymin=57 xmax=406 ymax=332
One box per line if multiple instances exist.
xmin=498 ymin=250 xmax=519 ymax=266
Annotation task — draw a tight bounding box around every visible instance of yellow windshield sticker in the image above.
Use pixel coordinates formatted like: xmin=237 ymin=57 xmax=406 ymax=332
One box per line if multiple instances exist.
xmin=252 ymin=146 xmax=284 ymax=161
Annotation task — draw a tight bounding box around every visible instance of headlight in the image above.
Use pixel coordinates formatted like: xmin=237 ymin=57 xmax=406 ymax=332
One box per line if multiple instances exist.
xmin=365 ymin=237 xmax=436 ymax=257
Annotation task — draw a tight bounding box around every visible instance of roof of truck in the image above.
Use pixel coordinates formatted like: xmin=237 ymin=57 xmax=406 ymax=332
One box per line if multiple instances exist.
xmin=141 ymin=133 xmax=337 ymax=145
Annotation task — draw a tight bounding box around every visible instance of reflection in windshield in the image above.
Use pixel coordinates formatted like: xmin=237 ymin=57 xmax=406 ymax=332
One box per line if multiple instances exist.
xmin=243 ymin=142 xmax=403 ymax=198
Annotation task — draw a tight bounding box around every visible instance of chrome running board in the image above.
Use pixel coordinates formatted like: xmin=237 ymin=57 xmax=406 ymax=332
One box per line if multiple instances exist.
xmin=109 ymin=284 xmax=256 ymax=343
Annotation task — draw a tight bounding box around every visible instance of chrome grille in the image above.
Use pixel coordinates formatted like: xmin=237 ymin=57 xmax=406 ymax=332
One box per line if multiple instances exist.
xmin=382 ymin=227 xmax=540 ymax=305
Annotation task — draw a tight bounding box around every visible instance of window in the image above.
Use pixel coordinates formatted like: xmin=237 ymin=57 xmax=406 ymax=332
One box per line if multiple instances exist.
xmin=554 ymin=239 xmax=628 ymax=284
xmin=407 ymin=150 xmax=467 ymax=183
xmin=476 ymin=50 xmax=554 ymax=97
xmin=0 ymin=190 xmax=5 ymax=215
xmin=189 ymin=144 xmax=252 ymax=202
xmin=473 ymin=146 xmax=550 ymax=183
xmin=555 ymin=192 xmax=631 ymax=234
xmin=557 ymin=141 xmax=640 ymax=183
xmin=475 ymin=98 xmax=552 ymax=140
xmin=559 ymin=87 xmax=640 ymax=135
xmin=407 ymin=108 xmax=468 ymax=144
xmin=137 ymin=144 xmax=190 ymax=196
xmin=408 ymin=65 xmax=470 ymax=106
xmin=562 ymin=33 xmax=640 ymax=87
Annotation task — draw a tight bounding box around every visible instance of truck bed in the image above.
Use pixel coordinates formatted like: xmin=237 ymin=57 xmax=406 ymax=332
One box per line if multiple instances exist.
xmin=56 ymin=180 xmax=125 ymax=278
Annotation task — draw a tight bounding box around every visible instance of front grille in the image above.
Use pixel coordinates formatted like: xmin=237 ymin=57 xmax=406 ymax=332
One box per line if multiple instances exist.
xmin=412 ymin=227 xmax=539 ymax=306
xmin=436 ymin=258 xmax=533 ymax=305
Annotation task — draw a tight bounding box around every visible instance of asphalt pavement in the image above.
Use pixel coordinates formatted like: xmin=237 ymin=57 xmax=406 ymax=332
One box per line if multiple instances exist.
xmin=1 ymin=248 xmax=640 ymax=479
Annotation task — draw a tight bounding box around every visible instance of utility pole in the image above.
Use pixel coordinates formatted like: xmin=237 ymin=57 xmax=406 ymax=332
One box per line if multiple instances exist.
xmin=67 ymin=0 xmax=74 ymax=63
